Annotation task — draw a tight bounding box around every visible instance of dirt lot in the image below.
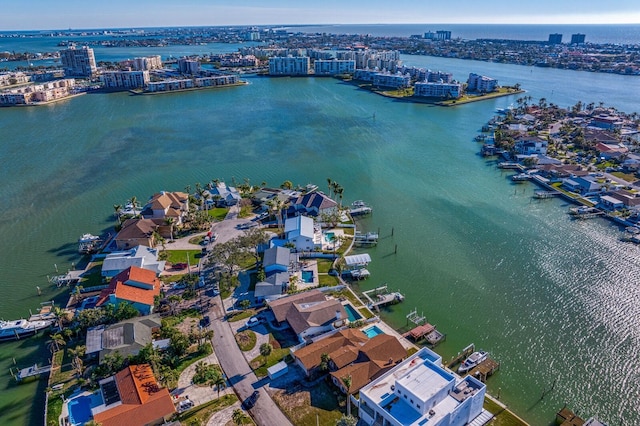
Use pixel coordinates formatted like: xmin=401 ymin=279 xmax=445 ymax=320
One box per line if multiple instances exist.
xmin=270 ymin=379 xmax=343 ymax=426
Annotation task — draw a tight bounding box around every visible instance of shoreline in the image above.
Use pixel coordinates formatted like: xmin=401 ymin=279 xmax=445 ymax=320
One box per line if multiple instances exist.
xmin=128 ymin=80 xmax=248 ymax=96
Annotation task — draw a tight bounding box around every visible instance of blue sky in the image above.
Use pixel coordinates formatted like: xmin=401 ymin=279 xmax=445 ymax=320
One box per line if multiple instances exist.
xmin=2 ymin=0 xmax=640 ymax=30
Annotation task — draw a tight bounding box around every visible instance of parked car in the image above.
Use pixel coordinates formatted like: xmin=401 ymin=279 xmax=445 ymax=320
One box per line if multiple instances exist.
xmin=245 ymin=316 xmax=262 ymax=328
xmin=242 ymin=390 xmax=260 ymax=409
xmin=200 ymin=316 xmax=211 ymax=328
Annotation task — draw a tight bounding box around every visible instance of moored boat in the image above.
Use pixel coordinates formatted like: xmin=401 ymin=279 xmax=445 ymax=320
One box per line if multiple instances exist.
xmin=457 ymin=350 xmax=488 ymax=374
xmin=0 ymin=318 xmax=54 ymax=342
xmin=78 ymin=233 xmax=101 ymax=254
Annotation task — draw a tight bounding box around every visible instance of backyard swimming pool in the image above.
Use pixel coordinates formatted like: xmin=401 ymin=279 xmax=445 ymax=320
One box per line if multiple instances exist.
xmin=344 ymin=303 xmax=363 ymax=322
xmin=68 ymin=395 xmax=92 ymax=426
xmin=301 ymin=270 xmax=313 ymax=283
xmin=363 ymin=325 xmax=385 ymax=339
xmin=324 ymin=232 xmax=335 ymax=242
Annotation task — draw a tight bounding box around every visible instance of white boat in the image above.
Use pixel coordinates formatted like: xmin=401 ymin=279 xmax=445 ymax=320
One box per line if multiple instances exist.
xmin=352 ymin=200 xmax=367 ymax=208
xmin=0 ymin=318 xmax=54 ymax=342
xmin=457 ymin=350 xmax=488 ymax=374
xmin=78 ymin=233 xmax=101 ymax=254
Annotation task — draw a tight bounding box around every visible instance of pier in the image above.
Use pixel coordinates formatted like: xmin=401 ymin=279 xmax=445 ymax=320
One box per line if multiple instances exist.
xmin=533 ymin=190 xmax=561 ymax=199
xmin=468 ymin=358 xmax=500 ymax=383
xmin=403 ymin=308 xmax=445 ymax=346
xmin=446 ymin=343 xmax=476 ymax=369
xmin=354 ymin=231 xmax=379 ymax=246
xmin=362 ymin=284 xmax=404 ymax=311
xmin=13 ymin=363 xmax=52 ymax=382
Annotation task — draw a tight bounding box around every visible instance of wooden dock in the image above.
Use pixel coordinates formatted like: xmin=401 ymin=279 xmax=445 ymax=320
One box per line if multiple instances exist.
xmin=362 ymin=285 xmax=404 ymax=311
xmin=556 ymin=406 xmax=586 ymax=426
xmin=468 ymin=357 xmax=500 ymax=382
xmin=446 ymin=343 xmax=475 ymax=369
xmin=533 ymin=190 xmax=561 ymax=199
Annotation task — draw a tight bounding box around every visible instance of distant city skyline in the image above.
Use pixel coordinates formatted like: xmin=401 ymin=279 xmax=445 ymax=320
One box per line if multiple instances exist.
xmin=2 ymin=0 xmax=640 ymax=31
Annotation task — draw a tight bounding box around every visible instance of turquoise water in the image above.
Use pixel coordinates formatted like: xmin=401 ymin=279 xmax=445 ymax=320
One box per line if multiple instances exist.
xmin=2 ymin=52 xmax=640 ymax=425
xmin=301 ymin=270 xmax=313 ymax=283
xmin=363 ymin=326 xmax=384 ymax=339
xmin=324 ymin=232 xmax=336 ymax=243
xmin=344 ymin=304 xmax=363 ymax=322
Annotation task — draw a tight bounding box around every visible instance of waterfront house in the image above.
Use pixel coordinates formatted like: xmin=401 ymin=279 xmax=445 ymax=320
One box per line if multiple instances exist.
xmin=515 ymin=135 xmax=548 ymax=155
xmin=594 ymin=142 xmax=628 ymax=160
xmin=101 ymin=245 xmax=165 ymax=278
xmin=85 ymin=314 xmax=162 ymax=362
xmin=114 ymin=218 xmax=159 ymax=250
xmin=562 ymin=176 xmax=602 ymax=196
xmin=284 ymin=215 xmax=322 ymax=251
xmin=591 ymin=114 xmax=624 ymax=131
xmin=329 ymin=334 xmax=407 ymax=394
xmin=205 ymin=182 xmax=241 ymax=207
xmin=292 ymin=328 xmax=369 ymax=376
xmin=288 ymin=191 xmax=338 ymax=217
xmin=358 ymin=347 xmax=488 ymax=426
xmin=91 ymin=364 xmax=176 ymax=426
xmin=96 ymin=266 xmax=161 ymax=315
xmin=268 ymin=289 xmax=348 ymax=342
xmin=140 ymin=191 xmax=189 ymax=226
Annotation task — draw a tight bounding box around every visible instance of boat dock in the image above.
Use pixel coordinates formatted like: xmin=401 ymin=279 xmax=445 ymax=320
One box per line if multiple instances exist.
xmin=403 ymin=308 xmax=445 ymax=346
xmin=349 ymin=200 xmax=373 ymax=216
xmin=446 ymin=343 xmax=476 ymax=369
xmin=362 ymin=284 xmax=404 ymax=310
xmin=28 ymin=301 xmax=57 ymax=322
xmin=13 ymin=363 xmax=52 ymax=381
xmin=556 ymin=406 xmax=587 ymax=426
xmin=468 ymin=358 xmax=500 ymax=383
xmin=533 ymin=190 xmax=561 ymax=199
xmin=48 ymin=270 xmax=82 ymax=287
xmin=354 ymin=231 xmax=379 ymax=246
xmin=498 ymin=162 xmax=523 ymax=170
xmin=568 ymin=206 xmax=604 ymax=219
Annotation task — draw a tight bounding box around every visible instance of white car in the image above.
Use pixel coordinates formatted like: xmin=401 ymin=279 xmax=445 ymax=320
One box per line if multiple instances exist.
xmin=245 ymin=316 xmax=261 ymax=328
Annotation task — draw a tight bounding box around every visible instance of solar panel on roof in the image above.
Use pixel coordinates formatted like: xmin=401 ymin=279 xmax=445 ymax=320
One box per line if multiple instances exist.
xmin=101 ymin=380 xmax=121 ymax=406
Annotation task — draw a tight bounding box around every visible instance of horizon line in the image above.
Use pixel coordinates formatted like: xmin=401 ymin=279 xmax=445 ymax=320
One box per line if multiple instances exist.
xmin=2 ymin=22 xmax=640 ymax=33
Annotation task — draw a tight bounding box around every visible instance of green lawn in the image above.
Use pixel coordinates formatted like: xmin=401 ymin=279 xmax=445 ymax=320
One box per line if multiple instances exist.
xmin=328 ymin=288 xmax=362 ymax=307
xmin=207 ymin=207 xmax=229 ymax=221
xmin=175 ymin=342 xmax=213 ymax=376
xmin=316 ymin=259 xmax=334 ymax=274
xmin=358 ymin=307 xmax=375 ymax=319
xmin=250 ymin=348 xmax=290 ymax=377
xmin=227 ymin=309 xmax=256 ymax=322
xmin=177 ymin=394 xmax=238 ymax=425
xmin=272 ymin=379 xmax=343 ymax=426
xmin=484 ymin=397 xmax=528 ymax=426
xmin=163 ymin=250 xmax=203 ymax=266
xmin=235 ymin=330 xmax=257 ymax=351
xmin=318 ymin=274 xmax=341 ymax=287
xmin=611 ymin=171 xmax=637 ymax=183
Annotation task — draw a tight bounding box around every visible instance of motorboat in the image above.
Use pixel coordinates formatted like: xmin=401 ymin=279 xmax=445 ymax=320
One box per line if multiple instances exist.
xmin=457 ymin=350 xmax=488 ymax=374
xmin=78 ymin=233 xmax=101 ymax=254
xmin=0 ymin=318 xmax=54 ymax=342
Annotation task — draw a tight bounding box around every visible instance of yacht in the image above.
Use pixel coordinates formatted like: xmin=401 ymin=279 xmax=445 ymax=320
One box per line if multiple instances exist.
xmin=457 ymin=350 xmax=488 ymax=374
xmin=0 ymin=318 xmax=54 ymax=342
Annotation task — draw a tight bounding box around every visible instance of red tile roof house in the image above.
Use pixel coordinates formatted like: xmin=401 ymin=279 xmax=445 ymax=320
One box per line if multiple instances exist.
xmin=141 ymin=191 xmax=189 ymax=227
xmin=114 ymin=218 xmax=159 ymax=251
xmin=97 ymin=266 xmax=161 ymax=315
xmin=92 ymin=364 xmax=176 ymax=426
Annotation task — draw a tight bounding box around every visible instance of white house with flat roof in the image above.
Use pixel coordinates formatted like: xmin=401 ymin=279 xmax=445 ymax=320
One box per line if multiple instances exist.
xmin=284 ymin=215 xmax=321 ymax=251
xmin=358 ymin=347 xmax=488 ymax=426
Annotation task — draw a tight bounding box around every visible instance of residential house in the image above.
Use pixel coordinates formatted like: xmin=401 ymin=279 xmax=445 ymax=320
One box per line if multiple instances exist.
xmin=330 ymin=334 xmax=407 ymax=394
xmin=96 ymin=266 xmax=161 ymax=315
xmin=288 ymin=191 xmax=338 ymax=217
xmin=141 ymin=191 xmax=189 ymax=226
xmin=292 ymin=328 xmax=369 ymax=376
xmin=101 ymin=246 xmax=165 ymax=278
xmin=268 ymin=289 xmax=348 ymax=342
xmin=254 ymin=272 xmax=289 ymax=303
xmin=206 ymin=182 xmax=241 ymax=207
xmin=358 ymin=348 xmax=488 ymax=426
xmin=594 ymin=142 xmax=628 ymax=160
xmin=591 ymin=114 xmax=624 ymax=131
xmin=584 ymin=128 xmax=619 ymax=145
xmin=515 ymin=135 xmax=548 ymax=155
xmin=85 ymin=315 xmax=161 ymax=362
xmin=91 ymin=364 xmax=176 ymax=426
xmin=599 ymin=195 xmax=626 ymax=211
xmin=114 ymin=218 xmax=159 ymax=250
xmin=284 ymin=215 xmax=321 ymax=252
xmin=263 ymin=246 xmax=292 ymax=274
xmin=562 ymin=176 xmax=602 ymax=195
xmin=600 ymin=190 xmax=640 ymax=209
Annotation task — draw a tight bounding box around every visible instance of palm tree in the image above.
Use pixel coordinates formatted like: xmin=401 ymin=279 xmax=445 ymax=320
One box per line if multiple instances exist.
xmin=113 ymin=204 xmax=122 ymax=224
xmin=50 ymin=332 xmax=66 ymax=352
xmin=232 ymin=409 xmax=247 ymax=425
xmin=341 ymin=374 xmax=352 ymax=416
xmin=164 ymin=217 xmax=175 ymax=241
xmin=319 ymin=353 xmax=331 ymax=372
xmin=52 ymin=306 xmax=66 ymax=331
xmin=211 ymin=372 xmax=226 ymax=399
xmin=129 ymin=196 xmax=138 ymax=217
xmin=259 ymin=342 xmax=273 ymax=367
xmin=327 ymin=178 xmax=334 ymax=197
xmin=68 ymin=345 xmax=86 ymax=378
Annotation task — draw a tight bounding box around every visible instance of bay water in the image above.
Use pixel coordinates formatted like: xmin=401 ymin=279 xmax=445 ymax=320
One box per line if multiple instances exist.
xmin=1 ymin=47 xmax=640 ymax=425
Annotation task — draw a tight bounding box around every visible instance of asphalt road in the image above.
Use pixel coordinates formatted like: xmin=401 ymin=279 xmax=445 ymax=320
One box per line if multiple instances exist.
xmin=208 ymin=298 xmax=293 ymax=426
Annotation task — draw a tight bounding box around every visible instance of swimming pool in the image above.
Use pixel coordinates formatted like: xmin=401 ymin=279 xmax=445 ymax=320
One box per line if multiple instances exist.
xmin=301 ymin=270 xmax=313 ymax=283
xmin=324 ymin=232 xmax=335 ymax=243
xmin=363 ymin=325 xmax=385 ymax=338
xmin=68 ymin=395 xmax=92 ymax=426
xmin=344 ymin=303 xmax=362 ymax=322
